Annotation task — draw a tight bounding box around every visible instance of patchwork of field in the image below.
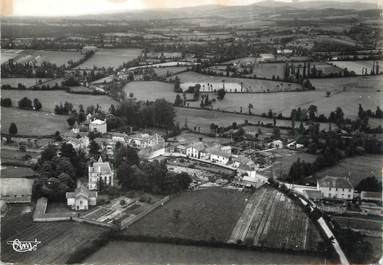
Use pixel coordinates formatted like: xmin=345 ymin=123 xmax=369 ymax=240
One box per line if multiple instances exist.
xmin=228 ymin=185 xmax=323 ymax=252
xmin=1 ymin=90 xmax=116 ymax=112
xmin=329 ymin=61 xmax=383 ymax=75
xmin=1 ymin=216 xmax=107 ymax=264
xmin=315 ymin=154 xmax=383 ymax=186
xmin=309 ymin=75 xmax=382 ymax=92
xmin=1 ymin=78 xmax=51 ymax=88
xmin=1 ymin=107 xmax=68 ymax=135
xmin=174 ymin=71 xmax=303 ymax=93
xmin=123 ymin=188 xmax=248 ymax=242
xmin=75 ymin=48 xmax=142 ymax=69
xmin=9 ymin=50 xmax=83 ymax=66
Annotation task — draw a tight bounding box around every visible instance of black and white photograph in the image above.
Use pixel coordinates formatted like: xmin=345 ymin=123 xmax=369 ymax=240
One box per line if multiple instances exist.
xmin=0 ymin=0 xmax=382 ymax=264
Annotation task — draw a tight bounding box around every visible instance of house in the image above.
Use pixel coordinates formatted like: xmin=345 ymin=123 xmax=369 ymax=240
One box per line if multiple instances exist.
xmin=127 ymin=133 xmax=164 ymax=149
xmin=204 ymin=145 xmax=231 ymax=164
xmin=89 ymin=119 xmax=107 ymax=134
xmin=0 ymin=178 xmax=34 ymax=203
xmin=270 ymin=140 xmax=283 ymax=149
xmin=317 ymin=176 xmax=354 ymax=200
xmin=72 ymin=121 xmax=80 ymax=134
xmin=67 ymin=136 xmax=89 ymax=151
xmin=66 ymin=184 xmax=97 ymax=211
xmin=88 ymin=157 xmax=114 ymax=190
xmin=303 ymin=189 xmax=323 ymax=202
xmin=186 ymin=142 xmax=206 ymax=158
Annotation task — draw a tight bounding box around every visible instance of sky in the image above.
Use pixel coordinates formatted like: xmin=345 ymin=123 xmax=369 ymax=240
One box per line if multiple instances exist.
xmin=4 ymin=0 xmax=379 ymax=16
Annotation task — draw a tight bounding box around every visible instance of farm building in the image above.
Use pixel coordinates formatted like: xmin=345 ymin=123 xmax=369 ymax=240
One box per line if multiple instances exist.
xmin=317 ymin=176 xmax=354 ymax=200
xmin=88 ymin=156 xmax=114 ymax=190
xmin=0 ymin=178 xmax=34 ymax=203
xmin=303 ymin=189 xmax=323 ymax=202
xmin=257 ymin=53 xmax=275 ymax=62
xmin=127 ymin=133 xmax=164 ymax=149
xmin=89 ymin=119 xmax=107 ymax=134
xmin=66 ymin=184 xmax=97 ymax=211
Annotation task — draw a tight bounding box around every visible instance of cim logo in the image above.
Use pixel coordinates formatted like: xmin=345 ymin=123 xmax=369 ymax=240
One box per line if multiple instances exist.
xmin=7 ymin=239 xmax=41 ymax=252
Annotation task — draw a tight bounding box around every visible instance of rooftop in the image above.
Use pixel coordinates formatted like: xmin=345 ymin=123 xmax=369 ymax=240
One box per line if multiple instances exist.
xmin=318 ymin=176 xmax=353 ymax=190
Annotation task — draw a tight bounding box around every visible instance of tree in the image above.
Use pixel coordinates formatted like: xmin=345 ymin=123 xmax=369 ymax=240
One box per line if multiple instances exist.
xmin=67 ymin=116 xmax=76 ymax=127
xmin=308 ymin=105 xmax=317 ymax=120
xmin=89 ymin=140 xmax=101 ymax=157
xmin=356 ymin=176 xmax=382 ymax=192
xmin=1 ymin=98 xmax=12 ymax=107
xmin=18 ymin=97 xmax=33 ymax=110
xmin=174 ymin=94 xmax=183 ymax=106
xmin=217 ymin=88 xmax=226 ymax=100
xmin=173 ymin=209 xmax=181 ymax=223
xmin=33 ymin=98 xmax=42 ymax=111
xmin=9 ymin=123 xmax=17 ymax=137
xmin=248 ymin=103 xmax=253 ymax=115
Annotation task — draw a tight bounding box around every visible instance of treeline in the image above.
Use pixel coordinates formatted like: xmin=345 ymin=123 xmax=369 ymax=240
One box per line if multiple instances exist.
xmin=286 ymin=127 xmax=382 ymax=184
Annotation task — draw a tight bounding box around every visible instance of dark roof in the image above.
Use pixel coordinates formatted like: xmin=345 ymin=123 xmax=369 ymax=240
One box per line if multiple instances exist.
xmin=304 ymin=189 xmax=323 ymax=200
xmin=318 ymin=176 xmax=353 ymax=189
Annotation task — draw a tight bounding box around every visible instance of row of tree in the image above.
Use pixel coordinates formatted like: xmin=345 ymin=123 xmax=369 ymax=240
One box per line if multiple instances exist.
xmin=18 ymin=97 xmax=42 ymax=111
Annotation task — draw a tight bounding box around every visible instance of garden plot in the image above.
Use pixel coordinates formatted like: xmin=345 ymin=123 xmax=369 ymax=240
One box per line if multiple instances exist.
xmin=228 ymin=185 xmax=323 ymax=252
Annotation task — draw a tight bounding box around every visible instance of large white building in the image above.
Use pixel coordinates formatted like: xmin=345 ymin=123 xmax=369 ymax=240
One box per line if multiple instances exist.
xmin=317 ymin=176 xmax=354 ymax=200
xmin=88 ymin=157 xmax=114 ymax=190
xmin=66 ymin=184 xmax=97 ymax=211
xmin=89 ymin=119 xmax=107 ymax=134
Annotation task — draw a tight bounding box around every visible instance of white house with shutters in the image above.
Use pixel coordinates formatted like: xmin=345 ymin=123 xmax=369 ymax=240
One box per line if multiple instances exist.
xmin=317 ymin=176 xmax=354 ymax=200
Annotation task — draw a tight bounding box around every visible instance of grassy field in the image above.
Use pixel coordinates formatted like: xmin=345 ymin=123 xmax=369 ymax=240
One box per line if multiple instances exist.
xmin=1 ymin=207 xmax=107 ymax=264
xmin=1 ymin=149 xmax=39 ymax=167
xmin=252 ymin=63 xmax=286 ymax=79
xmin=123 ymin=188 xmax=248 ymax=242
xmin=85 ymin=241 xmax=324 ymax=265
xmin=228 ymin=185 xmax=323 ymax=252
xmin=123 ymin=81 xmax=176 ymax=102
xmin=13 ymin=49 xmax=83 ymax=66
xmin=315 ymin=154 xmax=383 ymax=186
xmin=75 ymin=48 xmax=142 ymax=69
xmin=329 ymin=61 xmax=383 ymax=75
xmin=1 ymin=78 xmax=51 ymax=88
xmin=1 ymin=107 xmax=68 ymax=135
xmin=1 ymin=90 xmax=116 ymax=112
xmin=171 ymin=131 xmax=231 ymax=146
xmin=309 ymin=75 xmax=382 ymax=92
xmin=173 ymin=71 xmax=303 ymax=93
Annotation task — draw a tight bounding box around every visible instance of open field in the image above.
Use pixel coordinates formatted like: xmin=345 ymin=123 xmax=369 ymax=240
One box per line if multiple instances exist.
xmin=173 ymin=71 xmax=303 ymax=93
xmin=123 ymin=81 xmax=176 ymax=102
xmin=309 ymin=75 xmax=382 ymax=92
xmin=329 ymin=61 xmax=383 ymax=75
xmin=0 ymin=166 xmax=37 ymax=178
xmin=171 ymin=131 xmax=231 ymax=146
xmin=252 ymin=63 xmax=286 ymax=79
xmin=1 ymin=212 xmax=107 ymax=264
xmin=1 ymin=149 xmax=39 ymax=167
xmin=228 ymin=185 xmax=323 ymax=252
xmin=1 ymin=107 xmax=68 ymax=135
xmin=1 ymin=49 xmax=24 ymax=64
xmin=1 ymin=78 xmax=51 ymax=88
xmin=315 ymin=154 xmax=383 ymax=186
xmin=1 ymin=90 xmax=116 ymax=112
xmin=85 ymin=241 xmax=324 ymax=265
xmin=12 ymin=49 xmax=83 ymax=66
xmin=76 ymin=48 xmax=142 ymax=69
xmin=123 ymin=188 xmax=248 ymax=242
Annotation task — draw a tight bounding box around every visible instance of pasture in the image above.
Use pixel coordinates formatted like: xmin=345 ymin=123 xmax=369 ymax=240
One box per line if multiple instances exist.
xmin=174 ymin=71 xmax=303 ymax=93
xmin=309 ymin=75 xmax=382 ymax=92
xmin=252 ymin=63 xmax=285 ymax=79
xmin=1 ymin=107 xmax=68 ymax=135
xmin=76 ymin=48 xmax=142 ymax=69
xmin=153 ymin=66 xmax=188 ymax=77
xmin=1 ymin=90 xmax=116 ymax=112
xmin=1 ymin=78 xmax=51 ymax=88
xmin=123 ymin=81 xmax=176 ymax=102
xmin=329 ymin=61 xmax=383 ymax=75
xmin=123 ymin=188 xmax=248 ymax=242
xmin=228 ymin=185 xmax=323 ymax=252
xmin=315 ymin=154 xmax=383 ymax=186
